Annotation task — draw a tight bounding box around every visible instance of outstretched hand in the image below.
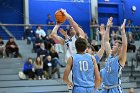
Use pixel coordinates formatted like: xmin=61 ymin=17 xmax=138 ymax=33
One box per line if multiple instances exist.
xmin=60 ymin=8 xmax=67 ymax=14
xmin=60 ymin=8 xmax=71 ymax=19
xmin=107 ymin=17 xmax=113 ymax=27
xmin=59 ymin=28 xmax=67 ymax=37
xmin=121 ymin=19 xmax=126 ymax=32
xmin=99 ymin=24 xmax=105 ymax=35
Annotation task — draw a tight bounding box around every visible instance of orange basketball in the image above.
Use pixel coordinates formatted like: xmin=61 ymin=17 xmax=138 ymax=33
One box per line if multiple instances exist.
xmin=55 ymin=10 xmax=66 ymax=23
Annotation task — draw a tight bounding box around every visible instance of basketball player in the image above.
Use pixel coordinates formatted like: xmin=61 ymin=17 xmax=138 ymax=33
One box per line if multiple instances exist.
xmin=86 ymin=24 xmax=105 ymax=63
xmin=50 ymin=8 xmax=85 ymax=90
xmin=51 ymin=9 xmax=85 ymax=62
xmin=100 ymin=17 xmax=127 ymax=93
xmin=63 ymin=37 xmax=100 ymax=93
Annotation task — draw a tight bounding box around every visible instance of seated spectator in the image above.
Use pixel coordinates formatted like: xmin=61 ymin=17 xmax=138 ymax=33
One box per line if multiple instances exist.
xmin=127 ymin=33 xmax=136 ymax=52
xmin=35 ymin=25 xmax=46 ymax=40
xmin=24 ymin=25 xmax=35 ymax=44
xmin=34 ymin=57 xmax=45 ymax=80
xmin=50 ymin=46 xmax=64 ymax=67
xmin=37 ymin=43 xmax=50 ymax=60
xmin=0 ymin=36 xmax=5 ymax=58
xmin=5 ymin=37 xmax=19 ymax=57
xmin=33 ymin=34 xmax=43 ymax=52
xmin=43 ymin=55 xmax=60 ymax=79
xmin=23 ymin=57 xmax=35 ymax=80
xmin=44 ymin=35 xmax=55 ymax=51
xmin=136 ymin=47 xmax=140 ymax=65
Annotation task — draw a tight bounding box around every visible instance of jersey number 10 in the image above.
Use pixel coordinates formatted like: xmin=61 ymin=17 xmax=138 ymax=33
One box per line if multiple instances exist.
xmin=79 ymin=61 xmax=88 ymax=71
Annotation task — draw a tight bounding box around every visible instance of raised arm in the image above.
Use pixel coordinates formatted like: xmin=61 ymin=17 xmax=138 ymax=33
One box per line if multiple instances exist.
xmin=104 ymin=17 xmax=113 ymax=56
xmin=63 ymin=57 xmax=73 ymax=88
xmin=119 ymin=19 xmax=127 ymax=67
xmin=60 ymin=9 xmax=85 ymax=38
xmin=50 ymin=24 xmax=65 ymax=45
xmin=59 ymin=28 xmax=69 ymax=39
xmin=96 ymin=24 xmax=105 ymax=59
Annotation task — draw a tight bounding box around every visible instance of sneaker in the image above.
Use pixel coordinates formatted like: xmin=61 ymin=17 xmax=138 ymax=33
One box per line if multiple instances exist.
xmin=68 ymin=85 xmax=73 ymax=90
xmin=42 ymin=75 xmax=46 ymax=80
xmin=38 ymin=76 xmax=41 ymax=80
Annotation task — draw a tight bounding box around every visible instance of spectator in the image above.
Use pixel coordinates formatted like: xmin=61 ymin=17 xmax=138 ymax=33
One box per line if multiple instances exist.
xmin=0 ymin=36 xmax=5 ymax=58
xmin=33 ymin=34 xmax=43 ymax=52
xmin=43 ymin=55 xmax=53 ymax=79
xmin=127 ymin=33 xmax=136 ymax=52
xmin=136 ymin=47 xmax=140 ymax=65
xmin=23 ymin=57 xmax=35 ymax=80
xmin=36 ymin=25 xmax=46 ymax=40
xmin=50 ymin=46 xmax=64 ymax=67
xmin=37 ymin=43 xmax=50 ymax=59
xmin=44 ymin=35 xmax=55 ymax=51
xmin=5 ymin=37 xmax=19 ymax=57
xmin=24 ymin=25 xmax=35 ymax=44
xmin=43 ymin=55 xmax=60 ymax=79
xmin=126 ymin=19 xmax=134 ymax=34
xmin=46 ymin=14 xmax=54 ymax=35
xmin=34 ymin=57 xmax=45 ymax=80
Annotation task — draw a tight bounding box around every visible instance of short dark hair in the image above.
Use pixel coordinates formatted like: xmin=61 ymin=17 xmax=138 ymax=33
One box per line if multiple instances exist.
xmin=75 ymin=37 xmax=87 ymax=53
xmin=115 ymin=40 xmax=122 ymax=47
xmin=28 ymin=57 xmax=32 ymax=60
xmin=87 ymin=45 xmax=95 ymax=52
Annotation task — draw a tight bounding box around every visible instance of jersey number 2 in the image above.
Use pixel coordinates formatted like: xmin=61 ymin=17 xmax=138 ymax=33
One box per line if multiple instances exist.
xmin=79 ymin=61 xmax=88 ymax=71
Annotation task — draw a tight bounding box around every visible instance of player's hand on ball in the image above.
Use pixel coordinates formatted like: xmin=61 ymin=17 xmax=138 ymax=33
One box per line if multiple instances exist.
xmin=60 ymin=8 xmax=71 ymax=19
xmin=60 ymin=8 xmax=67 ymax=14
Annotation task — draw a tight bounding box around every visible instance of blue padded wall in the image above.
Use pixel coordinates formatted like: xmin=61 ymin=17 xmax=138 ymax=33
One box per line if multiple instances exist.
xmin=0 ymin=0 xmax=24 ymax=39
xmin=29 ymin=0 xmax=91 ymax=37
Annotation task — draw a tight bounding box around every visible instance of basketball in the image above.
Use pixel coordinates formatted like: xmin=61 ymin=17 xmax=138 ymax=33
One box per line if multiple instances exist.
xmin=55 ymin=10 xmax=66 ymax=23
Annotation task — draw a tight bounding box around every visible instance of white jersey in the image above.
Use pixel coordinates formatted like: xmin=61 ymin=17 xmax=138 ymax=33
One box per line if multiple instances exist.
xmin=64 ymin=35 xmax=77 ymax=63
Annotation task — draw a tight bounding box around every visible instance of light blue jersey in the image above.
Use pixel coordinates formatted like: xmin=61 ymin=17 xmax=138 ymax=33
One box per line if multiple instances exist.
xmin=94 ymin=54 xmax=100 ymax=63
xmin=72 ymin=53 xmax=95 ymax=93
xmin=100 ymin=55 xmax=123 ymax=93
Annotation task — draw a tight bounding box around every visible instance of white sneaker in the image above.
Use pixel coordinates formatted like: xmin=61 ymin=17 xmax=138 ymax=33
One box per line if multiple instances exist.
xmin=38 ymin=76 xmax=41 ymax=80
xmin=42 ymin=76 xmax=46 ymax=80
xmin=67 ymin=85 xmax=73 ymax=90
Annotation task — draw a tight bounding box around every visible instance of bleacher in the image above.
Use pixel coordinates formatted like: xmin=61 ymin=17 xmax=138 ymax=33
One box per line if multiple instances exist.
xmin=0 ymin=40 xmax=69 ymax=93
xmin=0 ymin=39 xmax=140 ymax=93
